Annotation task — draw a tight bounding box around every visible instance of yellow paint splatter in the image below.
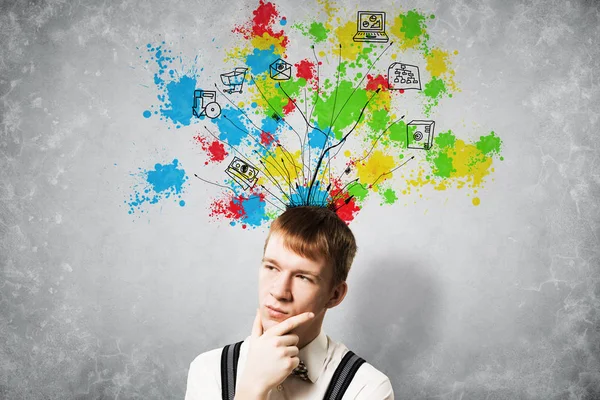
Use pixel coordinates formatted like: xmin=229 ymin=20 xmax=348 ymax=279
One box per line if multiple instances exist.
xmin=263 ymin=146 xmax=303 ymax=184
xmin=356 ymin=151 xmax=395 ymax=188
xmin=317 ymin=0 xmax=339 ymax=20
xmin=472 ymin=197 xmax=480 ymax=206
xmin=247 ymin=76 xmax=279 ymax=112
xmin=426 ymin=48 xmax=450 ymax=77
xmin=447 ymin=139 xmax=494 ymax=187
xmin=426 ymin=48 xmax=458 ymax=91
xmin=332 ymin=21 xmax=363 ymax=60
xmin=367 ymin=89 xmax=391 ymax=111
xmin=251 ymin=33 xmax=287 ymax=55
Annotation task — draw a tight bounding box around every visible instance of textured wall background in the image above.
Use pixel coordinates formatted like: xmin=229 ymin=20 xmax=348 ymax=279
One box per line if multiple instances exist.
xmin=1 ymin=0 xmax=599 ymax=399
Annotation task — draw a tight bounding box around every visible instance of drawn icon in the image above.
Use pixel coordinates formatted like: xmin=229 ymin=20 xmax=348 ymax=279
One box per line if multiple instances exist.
xmin=192 ymin=90 xmax=222 ymax=119
xmin=220 ymin=67 xmax=248 ymax=94
xmin=407 ymin=120 xmax=435 ymax=150
xmin=388 ymin=63 xmax=421 ymax=91
xmin=269 ymin=58 xmax=292 ymax=80
xmin=225 ymin=156 xmax=259 ymax=190
xmin=353 ymin=11 xmax=389 ymax=43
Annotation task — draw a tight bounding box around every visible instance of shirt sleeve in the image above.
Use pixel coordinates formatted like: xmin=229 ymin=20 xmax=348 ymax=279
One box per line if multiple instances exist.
xmin=354 ymin=377 xmax=394 ymax=400
xmin=184 ymin=353 xmax=222 ymax=400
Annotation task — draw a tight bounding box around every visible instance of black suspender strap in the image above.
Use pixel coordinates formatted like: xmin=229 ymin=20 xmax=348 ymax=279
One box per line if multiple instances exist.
xmin=323 ymin=350 xmax=366 ymax=400
xmin=220 ymin=340 xmax=244 ymax=400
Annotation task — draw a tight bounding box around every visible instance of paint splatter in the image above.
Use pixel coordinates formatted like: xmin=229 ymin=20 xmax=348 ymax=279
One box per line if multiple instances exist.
xmin=134 ymin=1 xmax=503 ymax=226
xmin=194 ymin=134 xmax=228 ymax=164
xmin=140 ymin=42 xmax=202 ymax=128
xmin=126 ymin=159 xmax=188 ymax=214
xmin=209 ymin=191 xmax=269 ymax=228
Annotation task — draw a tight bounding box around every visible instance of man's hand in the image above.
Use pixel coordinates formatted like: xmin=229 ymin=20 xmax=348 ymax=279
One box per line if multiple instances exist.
xmin=236 ymin=308 xmax=315 ymax=398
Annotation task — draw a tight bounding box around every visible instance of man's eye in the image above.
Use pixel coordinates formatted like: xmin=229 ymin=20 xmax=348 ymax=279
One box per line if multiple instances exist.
xmin=265 ymin=265 xmax=275 ymax=270
xmin=298 ymin=275 xmax=310 ymax=282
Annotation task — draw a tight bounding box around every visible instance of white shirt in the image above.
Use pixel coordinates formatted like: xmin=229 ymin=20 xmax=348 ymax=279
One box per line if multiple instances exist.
xmin=185 ymin=330 xmax=394 ymax=399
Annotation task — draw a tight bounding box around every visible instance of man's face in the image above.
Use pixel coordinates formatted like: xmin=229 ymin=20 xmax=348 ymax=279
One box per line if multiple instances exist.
xmin=258 ymin=232 xmax=342 ymax=339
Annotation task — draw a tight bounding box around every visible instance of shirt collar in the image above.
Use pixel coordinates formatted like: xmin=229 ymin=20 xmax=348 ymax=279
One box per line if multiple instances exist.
xmin=298 ymin=330 xmax=328 ymax=383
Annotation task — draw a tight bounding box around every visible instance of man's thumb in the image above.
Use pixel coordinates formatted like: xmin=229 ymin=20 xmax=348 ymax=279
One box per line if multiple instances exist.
xmin=251 ymin=308 xmax=263 ymax=337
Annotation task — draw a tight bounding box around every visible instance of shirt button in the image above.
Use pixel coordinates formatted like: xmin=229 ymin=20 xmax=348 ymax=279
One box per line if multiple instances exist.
xmin=277 ymin=384 xmax=283 ymax=391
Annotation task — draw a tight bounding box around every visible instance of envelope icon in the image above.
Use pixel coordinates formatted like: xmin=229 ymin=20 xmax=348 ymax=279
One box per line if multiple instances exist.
xmin=269 ymin=58 xmax=292 ymax=80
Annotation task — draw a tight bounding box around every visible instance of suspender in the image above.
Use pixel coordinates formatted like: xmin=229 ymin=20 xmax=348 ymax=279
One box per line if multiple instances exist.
xmin=220 ymin=340 xmax=243 ymax=400
xmin=322 ymin=351 xmax=366 ymax=400
xmin=220 ymin=341 xmax=365 ymax=400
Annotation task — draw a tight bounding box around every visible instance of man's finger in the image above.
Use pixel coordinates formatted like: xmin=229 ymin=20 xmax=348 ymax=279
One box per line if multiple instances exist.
xmin=267 ymin=312 xmax=314 ymax=337
xmin=251 ymin=308 xmax=263 ymax=338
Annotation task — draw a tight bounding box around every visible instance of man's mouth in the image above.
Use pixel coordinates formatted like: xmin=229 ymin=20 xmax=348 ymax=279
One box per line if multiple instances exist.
xmin=266 ymin=305 xmax=288 ymax=318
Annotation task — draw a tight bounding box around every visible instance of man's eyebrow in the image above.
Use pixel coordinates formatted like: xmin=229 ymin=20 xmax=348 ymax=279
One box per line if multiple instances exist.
xmin=262 ymin=257 xmax=321 ymax=279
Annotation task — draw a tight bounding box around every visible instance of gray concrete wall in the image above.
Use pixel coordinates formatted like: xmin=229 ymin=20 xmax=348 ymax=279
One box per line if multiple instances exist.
xmin=1 ymin=0 xmax=599 ymax=399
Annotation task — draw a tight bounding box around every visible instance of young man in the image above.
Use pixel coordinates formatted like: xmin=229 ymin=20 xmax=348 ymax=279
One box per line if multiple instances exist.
xmin=185 ymin=206 xmax=394 ymax=399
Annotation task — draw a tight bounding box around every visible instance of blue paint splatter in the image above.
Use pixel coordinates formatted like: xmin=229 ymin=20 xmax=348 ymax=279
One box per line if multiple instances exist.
xmin=260 ymin=116 xmax=280 ymax=139
xmin=126 ymin=159 xmax=188 ymax=214
xmin=245 ymin=45 xmax=277 ymax=76
xmin=142 ymin=42 xmax=202 ymax=128
xmin=289 ymin=182 xmax=328 ymax=207
xmin=212 ymin=105 xmax=250 ymax=146
xmin=308 ymin=123 xmax=328 ymax=149
xmin=160 ymin=75 xmax=197 ymax=127
xmin=238 ymin=195 xmax=269 ymax=227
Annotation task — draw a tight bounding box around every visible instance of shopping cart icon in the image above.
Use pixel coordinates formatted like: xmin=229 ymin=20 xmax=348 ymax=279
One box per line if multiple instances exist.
xmin=220 ymin=67 xmax=248 ymax=94
xmin=192 ymin=90 xmax=221 ymax=119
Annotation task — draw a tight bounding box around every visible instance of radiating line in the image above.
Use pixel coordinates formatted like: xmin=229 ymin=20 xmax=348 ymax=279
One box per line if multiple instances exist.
xmin=249 ymin=77 xmax=305 ymax=150
xmin=330 ymin=41 xmax=394 ymax=128
xmin=203 ymin=126 xmax=285 ymax=197
xmin=306 ymin=88 xmax=381 ymax=202
xmin=215 ymin=83 xmax=306 ymax=181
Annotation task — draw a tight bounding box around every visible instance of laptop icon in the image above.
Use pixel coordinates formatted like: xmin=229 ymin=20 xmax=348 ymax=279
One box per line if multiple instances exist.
xmin=353 ymin=11 xmax=389 ymax=43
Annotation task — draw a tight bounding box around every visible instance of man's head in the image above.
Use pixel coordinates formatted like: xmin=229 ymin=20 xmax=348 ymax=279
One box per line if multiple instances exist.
xmin=258 ymin=206 xmax=357 ymax=347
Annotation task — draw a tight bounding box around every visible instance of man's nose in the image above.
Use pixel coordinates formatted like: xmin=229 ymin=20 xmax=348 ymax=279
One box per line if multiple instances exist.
xmin=270 ymin=274 xmax=292 ymax=300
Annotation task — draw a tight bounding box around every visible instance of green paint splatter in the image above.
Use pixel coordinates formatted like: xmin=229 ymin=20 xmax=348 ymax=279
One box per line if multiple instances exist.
xmin=382 ymin=188 xmax=397 ymax=204
xmin=476 ymin=131 xmax=502 ymax=155
xmin=264 ymin=77 xmax=307 ymax=116
xmin=308 ymin=22 xmax=328 ymax=42
xmin=422 ymin=77 xmax=447 ymax=115
xmin=435 ymin=130 xmax=456 ymax=149
xmin=348 ymin=182 xmax=369 ymax=201
xmin=423 ymin=77 xmax=447 ymax=99
xmin=431 ymin=153 xmax=455 ymax=178
xmin=388 ymin=120 xmax=407 ymax=146
xmin=313 ymin=80 xmax=368 ymax=139
xmin=368 ymin=109 xmax=390 ymax=135
xmin=400 ymin=11 xmax=426 ymax=40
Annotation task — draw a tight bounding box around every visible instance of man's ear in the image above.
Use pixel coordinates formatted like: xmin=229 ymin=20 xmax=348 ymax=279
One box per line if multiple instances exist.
xmin=326 ymin=281 xmax=348 ymax=309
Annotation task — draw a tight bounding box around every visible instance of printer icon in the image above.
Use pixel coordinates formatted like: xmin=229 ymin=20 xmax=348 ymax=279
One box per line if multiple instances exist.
xmin=269 ymin=58 xmax=292 ymax=81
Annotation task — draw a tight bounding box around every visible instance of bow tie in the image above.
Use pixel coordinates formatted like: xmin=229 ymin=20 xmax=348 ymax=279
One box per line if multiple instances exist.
xmin=290 ymin=360 xmax=310 ymax=381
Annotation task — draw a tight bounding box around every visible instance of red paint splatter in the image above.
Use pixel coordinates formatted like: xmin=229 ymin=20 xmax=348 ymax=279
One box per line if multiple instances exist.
xmin=194 ymin=134 xmax=228 ymax=163
xmin=328 ymin=179 xmax=361 ymax=224
xmin=261 ymin=130 xmax=275 ymax=146
xmin=295 ymin=59 xmax=315 ymax=81
xmin=366 ymin=74 xmax=389 ymax=91
xmin=232 ymin=0 xmax=289 ymax=48
xmin=209 ymin=191 xmax=267 ymax=225
xmin=282 ymin=98 xmax=295 ymax=115
xmin=210 ymin=196 xmax=246 ymax=221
